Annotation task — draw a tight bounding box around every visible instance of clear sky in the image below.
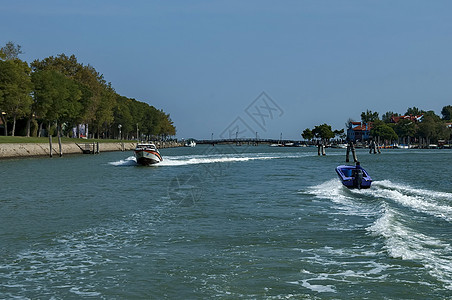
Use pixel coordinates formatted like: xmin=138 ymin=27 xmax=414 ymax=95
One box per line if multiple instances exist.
xmin=2 ymin=0 xmax=452 ymax=140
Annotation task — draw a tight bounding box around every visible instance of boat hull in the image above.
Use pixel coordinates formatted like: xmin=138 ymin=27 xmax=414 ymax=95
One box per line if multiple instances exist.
xmin=335 ymin=165 xmax=372 ymax=189
xmin=135 ymin=150 xmax=162 ymax=166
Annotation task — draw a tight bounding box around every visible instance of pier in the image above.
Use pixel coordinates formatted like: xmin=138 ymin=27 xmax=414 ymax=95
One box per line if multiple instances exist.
xmin=75 ymin=142 xmax=100 ymax=154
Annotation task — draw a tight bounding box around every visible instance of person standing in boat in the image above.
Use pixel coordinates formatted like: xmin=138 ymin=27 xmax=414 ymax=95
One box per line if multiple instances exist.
xmin=353 ymin=161 xmax=364 ymax=189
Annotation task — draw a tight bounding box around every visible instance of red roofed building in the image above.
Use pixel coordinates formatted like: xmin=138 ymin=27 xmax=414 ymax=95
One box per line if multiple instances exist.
xmin=390 ymin=115 xmax=423 ymax=123
xmin=347 ymin=122 xmax=373 ymax=142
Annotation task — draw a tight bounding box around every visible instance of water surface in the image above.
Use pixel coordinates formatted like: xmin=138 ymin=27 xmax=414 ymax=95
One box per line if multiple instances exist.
xmin=0 ymin=145 xmax=451 ymax=298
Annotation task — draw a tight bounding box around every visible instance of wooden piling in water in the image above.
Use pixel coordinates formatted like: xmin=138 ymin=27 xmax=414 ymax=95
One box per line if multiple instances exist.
xmin=318 ymin=141 xmax=326 ymax=156
xmin=377 ymin=137 xmax=381 ymax=153
xmin=351 ymin=142 xmax=358 ymax=162
xmin=346 ymin=141 xmax=358 ymax=162
xmin=49 ymin=135 xmax=53 ymax=158
xmin=346 ymin=144 xmax=350 ymax=162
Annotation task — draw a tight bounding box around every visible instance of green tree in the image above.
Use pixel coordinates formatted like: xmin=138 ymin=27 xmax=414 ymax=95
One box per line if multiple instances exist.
xmin=30 ymin=53 xmax=177 ymax=139
xmin=158 ymin=112 xmax=176 ymax=137
xmin=0 ymin=59 xmax=33 ymax=136
xmin=333 ymin=129 xmax=345 ymax=139
xmin=31 ymin=54 xmax=82 ymax=77
xmin=370 ymin=121 xmax=398 ymax=142
xmin=113 ymin=96 xmax=134 ymax=139
xmin=31 ymin=55 xmax=118 ymax=138
xmin=0 ymin=41 xmax=23 ymax=61
xmin=393 ymin=118 xmax=416 ymax=139
xmin=418 ymin=111 xmax=449 ymax=143
xmin=301 ymin=128 xmax=314 ymax=141
xmin=93 ymin=83 xmax=116 ymax=138
xmin=382 ymin=111 xmax=399 ymax=123
xmin=312 ymin=123 xmax=335 ymax=141
xmin=441 ymin=105 xmax=452 ymax=121
xmin=405 ymin=107 xmax=422 ymax=116
xmin=31 ymin=69 xmax=82 ymax=135
xmin=361 ymin=110 xmax=379 ymax=123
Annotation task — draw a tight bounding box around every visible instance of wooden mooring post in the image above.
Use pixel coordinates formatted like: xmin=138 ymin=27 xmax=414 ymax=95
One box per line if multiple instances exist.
xmin=58 ymin=128 xmax=63 ymax=157
xmin=49 ymin=135 xmax=53 ymax=158
xmin=317 ymin=141 xmax=326 ymax=156
xmin=346 ymin=141 xmax=358 ymax=163
xmin=369 ymin=140 xmax=381 ymax=154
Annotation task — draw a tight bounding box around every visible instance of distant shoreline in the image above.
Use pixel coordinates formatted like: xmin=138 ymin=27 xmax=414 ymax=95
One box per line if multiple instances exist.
xmin=0 ymin=141 xmax=182 ymax=159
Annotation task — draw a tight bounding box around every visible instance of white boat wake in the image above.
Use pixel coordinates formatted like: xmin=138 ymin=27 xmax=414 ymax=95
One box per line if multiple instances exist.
xmin=109 ymin=152 xmax=312 ymax=167
xmin=307 ymin=179 xmax=452 ymax=290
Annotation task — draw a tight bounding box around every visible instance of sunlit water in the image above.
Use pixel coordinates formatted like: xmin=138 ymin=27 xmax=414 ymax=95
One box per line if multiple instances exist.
xmin=0 ymin=145 xmax=451 ymax=298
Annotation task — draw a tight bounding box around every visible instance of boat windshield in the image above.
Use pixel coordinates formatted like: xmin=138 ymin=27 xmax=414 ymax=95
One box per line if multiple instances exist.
xmin=136 ymin=144 xmax=157 ymax=150
xmin=342 ymin=168 xmax=352 ymax=177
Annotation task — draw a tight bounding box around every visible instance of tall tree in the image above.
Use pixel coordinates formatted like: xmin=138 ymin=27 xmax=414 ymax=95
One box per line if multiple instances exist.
xmin=0 ymin=59 xmax=33 ymax=136
xmin=393 ymin=118 xmax=416 ymax=139
xmin=32 ymin=69 xmax=82 ymax=132
xmin=382 ymin=111 xmax=399 ymax=123
xmin=370 ymin=120 xmax=398 ymax=142
xmin=0 ymin=41 xmax=23 ymax=61
xmin=333 ymin=129 xmax=345 ymax=139
xmin=93 ymin=83 xmax=116 ymax=138
xmin=441 ymin=105 xmax=452 ymax=121
xmin=418 ymin=111 xmax=449 ymax=143
xmin=312 ymin=123 xmax=335 ymax=141
xmin=301 ymin=128 xmax=314 ymax=141
xmin=361 ymin=110 xmax=379 ymax=123
xmin=405 ymin=107 xmax=422 ymax=116
xmin=113 ymin=96 xmax=134 ymax=138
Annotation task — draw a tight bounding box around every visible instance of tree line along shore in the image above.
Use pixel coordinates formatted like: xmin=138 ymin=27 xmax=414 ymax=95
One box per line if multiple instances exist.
xmin=0 ymin=42 xmax=176 ymax=141
xmin=302 ymin=107 xmax=452 ymax=147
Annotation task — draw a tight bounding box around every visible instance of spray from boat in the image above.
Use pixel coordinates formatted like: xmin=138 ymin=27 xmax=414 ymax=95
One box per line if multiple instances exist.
xmin=306 ymin=179 xmax=452 ymax=289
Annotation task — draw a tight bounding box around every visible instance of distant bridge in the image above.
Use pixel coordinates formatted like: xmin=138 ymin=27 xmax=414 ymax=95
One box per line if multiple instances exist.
xmin=195 ymin=138 xmax=305 ymax=146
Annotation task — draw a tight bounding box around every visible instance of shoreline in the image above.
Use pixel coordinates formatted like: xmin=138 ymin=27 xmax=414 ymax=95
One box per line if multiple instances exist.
xmin=0 ymin=141 xmax=182 ymax=159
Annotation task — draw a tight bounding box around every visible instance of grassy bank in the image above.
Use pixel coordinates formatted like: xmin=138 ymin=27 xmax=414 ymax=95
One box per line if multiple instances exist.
xmin=0 ymin=136 xmax=135 ymax=144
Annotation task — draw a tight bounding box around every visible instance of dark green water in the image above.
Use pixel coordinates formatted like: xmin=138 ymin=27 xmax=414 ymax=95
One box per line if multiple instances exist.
xmin=0 ymin=145 xmax=451 ymax=298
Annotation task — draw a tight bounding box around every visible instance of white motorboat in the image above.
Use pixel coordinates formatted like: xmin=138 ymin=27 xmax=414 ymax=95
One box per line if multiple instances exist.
xmin=184 ymin=140 xmax=196 ymax=147
xmin=331 ymin=143 xmax=348 ymax=149
xmin=134 ymin=143 xmax=163 ymax=165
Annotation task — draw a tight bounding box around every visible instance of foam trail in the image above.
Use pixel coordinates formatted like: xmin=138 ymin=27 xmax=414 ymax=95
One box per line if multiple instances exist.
xmin=375 ymin=180 xmax=452 ymax=200
xmin=108 ymin=156 xmax=137 ymax=166
xmin=159 ymin=154 xmax=277 ymax=167
xmin=109 ymin=151 xmax=315 ymax=167
xmin=306 ymin=179 xmax=376 ymax=217
xmin=367 ymin=180 xmax=452 ymax=222
xmin=368 ymin=204 xmax=452 ymax=289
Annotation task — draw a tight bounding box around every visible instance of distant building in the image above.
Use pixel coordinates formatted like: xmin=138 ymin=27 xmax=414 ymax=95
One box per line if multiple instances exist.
xmin=390 ymin=115 xmax=423 ymax=123
xmin=347 ymin=122 xmax=372 ymax=142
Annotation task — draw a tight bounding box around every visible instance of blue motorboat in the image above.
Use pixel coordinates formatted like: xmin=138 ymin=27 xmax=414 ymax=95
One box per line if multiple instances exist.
xmin=335 ymin=163 xmax=372 ymax=189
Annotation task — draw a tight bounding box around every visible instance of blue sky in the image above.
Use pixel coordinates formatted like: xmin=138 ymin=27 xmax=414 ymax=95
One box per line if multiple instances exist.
xmin=2 ymin=0 xmax=452 ymax=139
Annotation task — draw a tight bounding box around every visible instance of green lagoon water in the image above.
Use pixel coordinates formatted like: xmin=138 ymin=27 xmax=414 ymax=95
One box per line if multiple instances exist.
xmin=0 ymin=145 xmax=451 ymax=299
